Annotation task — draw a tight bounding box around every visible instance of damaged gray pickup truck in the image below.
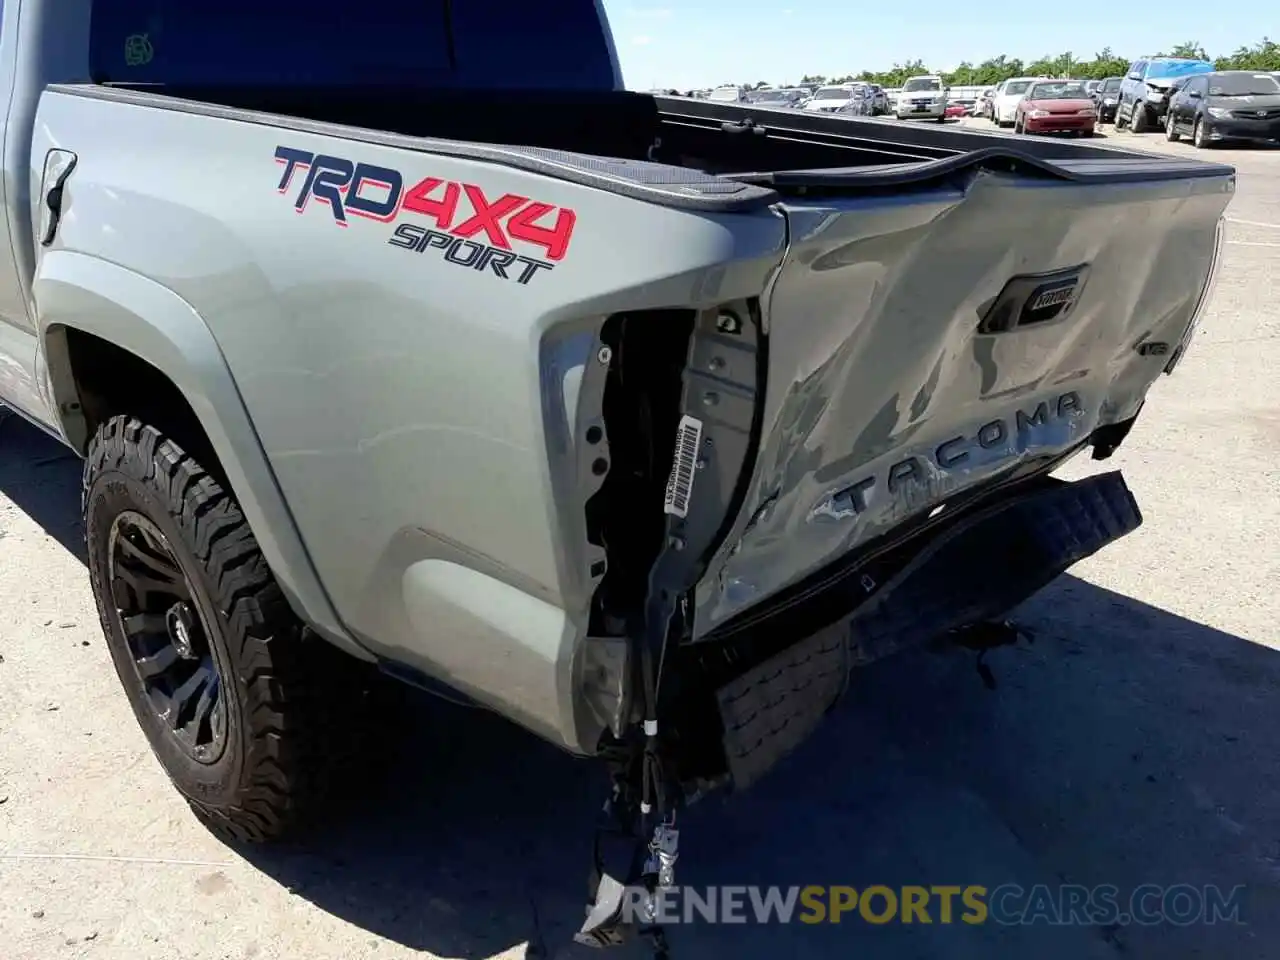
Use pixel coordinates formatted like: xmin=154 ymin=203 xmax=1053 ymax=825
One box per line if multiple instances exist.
xmin=0 ymin=0 xmax=1230 ymax=951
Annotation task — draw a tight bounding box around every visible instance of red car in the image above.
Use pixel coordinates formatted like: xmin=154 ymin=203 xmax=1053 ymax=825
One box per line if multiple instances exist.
xmin=944 ymin=103 xmax=967 ymax=119
xmin=1014 ymin=80 xmax=1097 ymax=136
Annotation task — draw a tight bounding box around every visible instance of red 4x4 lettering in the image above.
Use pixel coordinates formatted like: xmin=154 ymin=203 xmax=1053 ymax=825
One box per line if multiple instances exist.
xmin=402 ymin=177 xmax=576 ymax=261
xmin=402 ymin=177 xmax=460 ymax=228
xmin=507 ymin=202 xmax=577 ymax=262
xmin=451 ymin=185 xmax=529 ymax=249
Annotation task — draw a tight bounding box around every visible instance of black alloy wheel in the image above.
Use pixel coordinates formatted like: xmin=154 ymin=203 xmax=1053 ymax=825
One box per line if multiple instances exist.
xmin=109 ymin=510 xmax=227 ymax=764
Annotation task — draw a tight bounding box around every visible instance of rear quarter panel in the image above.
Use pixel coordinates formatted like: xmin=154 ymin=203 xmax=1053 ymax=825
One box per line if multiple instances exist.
xmin=31 ymin=89 xmax=786 ymax=751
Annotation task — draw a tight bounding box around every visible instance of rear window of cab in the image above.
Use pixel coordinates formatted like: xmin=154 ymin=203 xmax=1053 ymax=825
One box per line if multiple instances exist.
xmin=88 ymin=0 xmax=620 ymax=90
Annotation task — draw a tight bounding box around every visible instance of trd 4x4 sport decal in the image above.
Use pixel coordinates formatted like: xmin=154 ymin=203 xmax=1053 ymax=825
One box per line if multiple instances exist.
xmin=273 ymin=146 xmax=577 ymax=286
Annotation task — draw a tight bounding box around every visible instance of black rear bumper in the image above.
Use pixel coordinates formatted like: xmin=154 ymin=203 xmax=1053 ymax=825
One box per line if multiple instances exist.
xmin=711 ymin=470 xmax=1142 ymax=791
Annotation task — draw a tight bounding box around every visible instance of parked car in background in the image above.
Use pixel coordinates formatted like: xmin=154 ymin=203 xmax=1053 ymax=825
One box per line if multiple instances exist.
xmin=1147 ymin=75 xmax=1194 ymax=127
xmin=866 ymin=83 xmax=890 ymax=115
xmin=707 ymin=85 xmax=747 ymax=103
xmin=1095 ymin=76 xmax=1123 ymax=122
xmin=976 ymin=87 xmax=996 ymax=119
xmin=1166 ymin=70 xmax=1280 ymax=148
xmin=945 ymin=103 xmax=968 ymax=118
xmin=1117 ymin=56 xmax=1214 ymax=131
xmin=804 ymin=83 xmax=859 ymax=113
xmin=896 ymin=74 xmax=949 ymax=121
xmin=836 ymin=83 xmax=878 ymax=116
xmin=1014 ymin=79 xmax=1097 ymax=136
xmin=992 ymin=77 xmax=1043 ymax=126
xmin=1085 ymin=80 xmax=1102 ymax=97
xmin=751 ymin=87 xmax=806 ymax=109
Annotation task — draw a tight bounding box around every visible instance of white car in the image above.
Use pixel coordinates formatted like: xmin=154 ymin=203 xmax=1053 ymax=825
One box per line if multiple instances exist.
xmin=707 ymin=85 xmax=746 ymax=103
xmin=804 ymin=84 xmax=859 ymax=114
xmin=992 ymin=77 xmax=1044 ymax=127
xmin=895 ymin=75 xmax=948 ymax=120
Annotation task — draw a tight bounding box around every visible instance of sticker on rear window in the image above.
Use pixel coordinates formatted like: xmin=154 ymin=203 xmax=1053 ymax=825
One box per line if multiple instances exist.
xmin=663 ymin=415 xmax=704 ymax=519
xmin=124 ymin=34 xmax=153 ymax=66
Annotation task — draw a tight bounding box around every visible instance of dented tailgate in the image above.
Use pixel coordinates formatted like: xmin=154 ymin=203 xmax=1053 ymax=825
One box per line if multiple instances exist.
xmin=692 ymin=163 xmax=1232 ymax=637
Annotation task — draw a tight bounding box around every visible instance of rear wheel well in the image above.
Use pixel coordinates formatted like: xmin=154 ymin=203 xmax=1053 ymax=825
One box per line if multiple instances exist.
xmin=59 ymin=327 xmax=223 ymax=483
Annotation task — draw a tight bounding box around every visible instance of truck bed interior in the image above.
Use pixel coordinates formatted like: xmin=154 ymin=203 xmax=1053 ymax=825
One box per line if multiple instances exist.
xmin=92 ymin=84 xmax=1133 ymax=181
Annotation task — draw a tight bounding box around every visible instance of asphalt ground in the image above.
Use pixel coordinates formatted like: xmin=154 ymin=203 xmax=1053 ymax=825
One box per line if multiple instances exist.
xmin=2 ymin=118 xmax=1278 ymax=960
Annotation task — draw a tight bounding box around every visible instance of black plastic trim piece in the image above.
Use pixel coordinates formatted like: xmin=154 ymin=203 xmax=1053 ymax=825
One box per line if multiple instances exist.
xmin=735 ymin=147 xmax=1237 ymax=190
xmin=978 ymin=263 xmax=1091 ymax=334
xmin=844 ymin=470 xmax=1142 ymax=665
xmin=656 ymin=95 xmax=1237 ymax=187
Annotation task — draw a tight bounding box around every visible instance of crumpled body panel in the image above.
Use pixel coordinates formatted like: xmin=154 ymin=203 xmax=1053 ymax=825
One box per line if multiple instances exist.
xmin=693 ymin=166 xmax=1232 ymax=637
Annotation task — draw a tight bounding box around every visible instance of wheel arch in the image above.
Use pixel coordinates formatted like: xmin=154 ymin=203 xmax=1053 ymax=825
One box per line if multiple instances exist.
xmin=35 ymin=250 xmax=373 ymax=663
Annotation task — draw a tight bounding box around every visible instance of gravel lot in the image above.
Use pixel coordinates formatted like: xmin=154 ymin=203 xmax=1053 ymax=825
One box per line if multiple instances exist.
xmin=3 ymin=123 xmax=1278 ymax=960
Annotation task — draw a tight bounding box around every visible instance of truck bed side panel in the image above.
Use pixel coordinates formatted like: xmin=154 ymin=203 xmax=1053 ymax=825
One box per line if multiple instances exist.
xmin=31 ymin=89 xmax=786 ymax=752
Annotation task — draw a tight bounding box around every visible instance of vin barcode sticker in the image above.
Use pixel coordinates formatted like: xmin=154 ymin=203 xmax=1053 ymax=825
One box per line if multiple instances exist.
xmin=663 ymin=415 xmax=704 ymax=519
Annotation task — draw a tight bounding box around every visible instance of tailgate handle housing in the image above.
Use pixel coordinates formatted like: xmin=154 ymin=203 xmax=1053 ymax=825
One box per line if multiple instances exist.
xmin=978 ymin=263 xmax=1091 ymax=334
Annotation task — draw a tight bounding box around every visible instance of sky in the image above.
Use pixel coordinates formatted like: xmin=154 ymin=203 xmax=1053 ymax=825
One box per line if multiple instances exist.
xmin=600 ymin=1 xmax=1267 ymax=91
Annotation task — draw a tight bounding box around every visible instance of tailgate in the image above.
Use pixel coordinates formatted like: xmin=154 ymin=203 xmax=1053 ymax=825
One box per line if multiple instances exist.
xmin=691 ymin=162 xmax=1232 ymax=637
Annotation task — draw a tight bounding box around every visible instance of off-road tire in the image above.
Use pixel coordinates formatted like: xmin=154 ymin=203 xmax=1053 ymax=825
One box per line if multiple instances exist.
xmin=84 ymin=415 xmax=372 ymax=843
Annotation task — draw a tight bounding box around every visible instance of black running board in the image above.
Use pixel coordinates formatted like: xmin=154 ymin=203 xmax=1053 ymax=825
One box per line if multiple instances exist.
xmin=715 ymin=470 xmax=1142 ymax=790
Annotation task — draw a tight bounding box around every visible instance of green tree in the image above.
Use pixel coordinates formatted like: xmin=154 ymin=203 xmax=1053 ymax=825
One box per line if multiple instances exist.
xmin=1169 ymin=41 xmax=1210 ymax=61
xmin=1215 ymin=38 xmax=1280 ymax=70
xmin=1078 ymin=47 xmax=1131 ymax=79
xmin=760 ymin=39 xmax=1280 ymax=91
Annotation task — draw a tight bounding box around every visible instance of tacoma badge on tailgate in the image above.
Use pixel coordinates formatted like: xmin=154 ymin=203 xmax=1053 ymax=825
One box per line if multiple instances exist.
xmin=273 ymin=145 xmax=577 ymax=285
xmin=814 ymin=390 xmax=1086 ymax=521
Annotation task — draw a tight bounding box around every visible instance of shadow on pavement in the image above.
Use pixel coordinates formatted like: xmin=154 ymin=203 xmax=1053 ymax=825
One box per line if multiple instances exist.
xmin=239 ymin=580 xmax=1280 ymax=959
xmin=3 ymin=416 xmax=1276 ymax=958
xmin=0 ymin=415 xmax=85 ymax=561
